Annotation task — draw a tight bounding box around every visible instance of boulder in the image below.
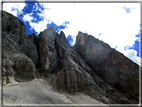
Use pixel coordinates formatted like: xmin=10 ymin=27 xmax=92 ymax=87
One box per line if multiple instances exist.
xmin=13 ymin=53 xmax=36 ymax=82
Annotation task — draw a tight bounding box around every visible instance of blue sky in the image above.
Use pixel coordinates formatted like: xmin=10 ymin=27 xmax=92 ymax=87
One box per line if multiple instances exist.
xmin=3 ymin=1 xmax=141 ymax=66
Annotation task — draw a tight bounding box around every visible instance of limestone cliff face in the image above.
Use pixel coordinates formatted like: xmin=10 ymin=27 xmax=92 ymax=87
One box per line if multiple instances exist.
xmin=38 ymin=27 xmax=58 ymax=76
xmin=74 ymin=31 xmax=139 ymax=103
xmin=2 ymin=11 xmax=37 ymax=84
xmin=97 ymin=50 xmax=139 ymax=102
xmin=2 ymin=11 xmax=140 ymax=104
xmin=74 ymin=31 xmax=113 ymax=69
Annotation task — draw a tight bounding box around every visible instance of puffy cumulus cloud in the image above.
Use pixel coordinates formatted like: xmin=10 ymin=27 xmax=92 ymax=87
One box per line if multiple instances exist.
xmin=29 ymin=18 xmax=49 ymax=34
xmin=125 ymin=49 xmax=138 ymax=61
xmin=23 ymin=13 xmax=33 ymax=22
xmin=3 ymin=3 xmax=26 ymax=16
xmin=116 ymin=45 xmax=141 ymax=66
xmin=124 ymin=49 xmax=141 ymax=66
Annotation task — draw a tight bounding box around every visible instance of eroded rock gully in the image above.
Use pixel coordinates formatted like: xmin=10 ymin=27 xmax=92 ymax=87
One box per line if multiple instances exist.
xmin=2 ymin=11 xmax=140 ymax=104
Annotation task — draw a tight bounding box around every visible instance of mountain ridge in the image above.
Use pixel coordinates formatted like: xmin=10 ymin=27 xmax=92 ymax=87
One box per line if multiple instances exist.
xmin=2 ymin=10 xmax=140 ymax=104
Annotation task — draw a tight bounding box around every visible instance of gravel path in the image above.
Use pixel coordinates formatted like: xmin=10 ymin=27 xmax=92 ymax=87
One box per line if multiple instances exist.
xmin=3 ymin=79 xmax=108 ymax=106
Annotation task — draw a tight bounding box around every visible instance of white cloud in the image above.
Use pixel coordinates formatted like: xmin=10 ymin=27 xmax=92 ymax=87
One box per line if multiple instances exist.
xmin=23 ymin=13 xmax=33 ymax=22
xmin=2 ymin=2 xmax=141 ymax=66
xmin=124 ymin=49 xmax=141 ymax=66
xmin=116 ymin=45 xmax=141 ymax=66
xmin=39 ymin=3 xmax=140 ymax=45
xmin=29 ymin=18 xmax=49 ymax=34
xmin=3 ymin=3 xmax=26 ymax=16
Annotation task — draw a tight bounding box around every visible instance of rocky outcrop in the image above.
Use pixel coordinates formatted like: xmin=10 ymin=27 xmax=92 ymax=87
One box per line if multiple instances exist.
xmin=74 ymin=31 xmax=139 ymax=103
xmin=53 ymin=31 xmax=112 ymax=103
xmin=2 ymin=11 xmax=140 ymax=104
xmin=38 ymin=27 xmax=58 ymax=76
xmin=37 ymin=27 xmax=139 ymax=104
xmin=74 ymin=31 xmax=113 ymax=70
xmin=38 ymin=28 xmax=106 ymax=102
xmin=2 ymin=11 xmax=37 ymax=84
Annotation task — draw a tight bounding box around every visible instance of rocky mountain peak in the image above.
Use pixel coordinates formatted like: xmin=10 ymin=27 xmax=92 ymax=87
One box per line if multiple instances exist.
xmin=76 ymin=31 xmax=112 ymax=50
xmin=76 ymin=31 xmax=87 ymax=44
xmin=2 ymin=11 xmax=140 ymax=104
xmin=40 ymin=27 xmax=56 ymax=41
xmin=58 ymin=31 xmax=68 ymax=44
xmin=74 ymin=31 xmax=112 ymax=69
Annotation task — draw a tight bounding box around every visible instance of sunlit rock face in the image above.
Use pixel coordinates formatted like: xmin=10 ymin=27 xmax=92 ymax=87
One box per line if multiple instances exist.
xmin=2 ymin=10 xmax=139 ymax=104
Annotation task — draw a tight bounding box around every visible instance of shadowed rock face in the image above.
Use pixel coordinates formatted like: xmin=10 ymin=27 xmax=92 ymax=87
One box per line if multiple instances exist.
xmin=97 ymin=50 xmax=139 ymax=102
xmin=74 ymin=32 xmax=113 ymax=70
xmin=2 ymin=11 xmax=140 ymax=104
xmin=2 ymin=11 xmax=37 ymax=84
xmin=74 ymin=31 xmax=139 ymax=103
xmin=37 ymin=28 xmax=139 ymax=104
xmin=38 ymin=29 xmax=106 ymax=102
xmin=38 ymin=27 xmax=58 ymax=76
xmin=53 ymin=32 xmax=111 ymax=103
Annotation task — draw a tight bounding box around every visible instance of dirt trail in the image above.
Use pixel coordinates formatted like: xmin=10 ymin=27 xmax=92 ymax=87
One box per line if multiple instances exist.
xmin=3 ymin=79 xmax=108 ymax=106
